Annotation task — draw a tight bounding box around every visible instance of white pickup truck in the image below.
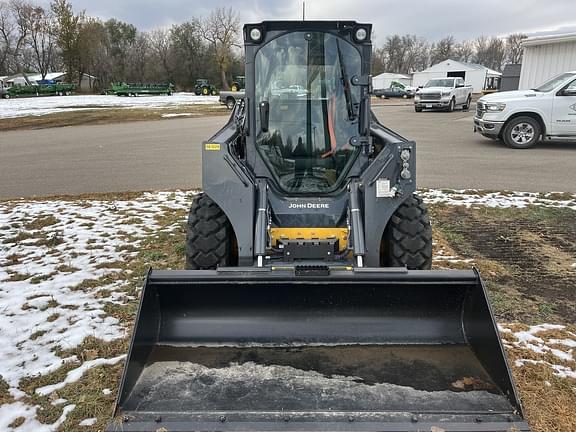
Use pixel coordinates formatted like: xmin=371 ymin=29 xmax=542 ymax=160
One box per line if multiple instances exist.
xmin=414 ymin=77 xmax=473 ymax=112
xmin=474 ymin=71 xmax=576 ymax=148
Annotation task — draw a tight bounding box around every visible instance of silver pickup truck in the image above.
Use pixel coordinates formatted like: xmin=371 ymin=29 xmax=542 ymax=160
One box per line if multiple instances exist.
xmin=414 ymin=77 xmax=473 ymax=112
xmin=219 ymin=90 xmax=245 ymax=109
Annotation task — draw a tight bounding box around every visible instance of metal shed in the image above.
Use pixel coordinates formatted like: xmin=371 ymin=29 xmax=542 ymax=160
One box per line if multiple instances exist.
xmin=411 ymin=59 xmax=501 ymax=93
xmin=519 ymin=33 xmax=576 ymax=89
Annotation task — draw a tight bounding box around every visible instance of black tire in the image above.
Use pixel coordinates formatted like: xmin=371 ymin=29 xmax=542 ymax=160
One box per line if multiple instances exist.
xmin=447 ymin=97 xmax=455 ymax=112
xmin=414 ymin=106 xmax=422 ymax=112
xmin=211 ymin=89 xmax=217 ymax=96
xmin=382 ymin=194 xmax=432 ymax=270
xmin=502 ymin=116 xmax=541 ymax=149
xmin=202 ymin=86 xmax=209 ymax=96
xmin=231 ymin=83 xmax=239 ymax=92
xmin=463 ymin=95 xmax=471 ymax=110
xmin=226 ymin=97 xmax=236 ymax=110
xmin=186 ymin=193 xmax=235 ymax=269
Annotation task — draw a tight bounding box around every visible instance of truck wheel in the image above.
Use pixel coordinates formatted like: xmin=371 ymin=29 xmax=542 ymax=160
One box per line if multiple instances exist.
xmin=447 ymin=97 xmax=455 ymax=112
xmin=502 ymin=116 xmax=541 ymax=149
xmin=382 ymin=194 xmax=432 ymax=270
xmin=226 ymin=97 xmax=236 ymax=110
xmin=231 ymin=83 xmax=239 ymax=92
xmin=463 ymin=95 xmax=472 ymax=110
xmin=211 ymin=89 xmax=217 ymax=96
xmin=202 ymin=87 xmax=209 ymax=96
xmin=186 ymin=193 xmax=236 ymax=269
xmin=414 ymin=106 xmax=422 ymax=112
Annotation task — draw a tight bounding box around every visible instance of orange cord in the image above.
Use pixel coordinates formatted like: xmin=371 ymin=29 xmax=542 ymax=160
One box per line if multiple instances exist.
xmin=322 ymin=96 xmax=337 ymax=158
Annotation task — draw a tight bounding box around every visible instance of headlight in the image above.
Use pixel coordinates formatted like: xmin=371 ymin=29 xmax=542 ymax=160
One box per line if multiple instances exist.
xmin=414 ymin=95 xmax=420 ymax=100
xmin=249 ymin=27 xmax=262 ymax=42
xmin=355 ymin=28 xmax=367 ymax=41
xmin=441 ymin=90 xmax=451 ymax=97
xmin=484 ymin=102 xmax=506 ymax=112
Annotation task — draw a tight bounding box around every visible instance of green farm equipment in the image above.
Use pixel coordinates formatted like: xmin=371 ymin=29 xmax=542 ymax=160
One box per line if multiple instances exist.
xmin=194 ymin=78 xmax=218 ymax=96
xmin=231 ymin=75 xmax=245 ymax=91
xmin=6 ymin=82 xmax=76 ymax=98
xmin=110 ymin=82 xmax=174 ymax=96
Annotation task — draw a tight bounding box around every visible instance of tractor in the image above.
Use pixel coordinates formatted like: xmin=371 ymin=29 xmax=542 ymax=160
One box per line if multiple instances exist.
xmin=194 ymin=78 xmax=217 ymax=96
xmin=110 ymin=21 xmax=530 ymax=432
xmin=231 ymin=75 xmax=245 ymax=91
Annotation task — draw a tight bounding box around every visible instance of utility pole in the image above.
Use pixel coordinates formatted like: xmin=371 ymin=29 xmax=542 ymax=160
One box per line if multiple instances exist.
xmin=302 ymin=2 xmax=305 ymax=20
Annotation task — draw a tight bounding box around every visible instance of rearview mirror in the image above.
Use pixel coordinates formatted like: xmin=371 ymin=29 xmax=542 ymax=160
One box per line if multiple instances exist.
xmin=456 ymin=83 xmax=464 ymax=88
xmin=562 ymin=88 xmax=576 ymax=96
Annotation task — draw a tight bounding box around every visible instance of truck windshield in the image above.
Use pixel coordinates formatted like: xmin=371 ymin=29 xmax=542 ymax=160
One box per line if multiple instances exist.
xmin=533 ymin=72 xmax=576 ymax=92
xmin=255 ymin=31 xmax=361 ymax=194
xmin=425 ymin=79 xmax=454 ymax=88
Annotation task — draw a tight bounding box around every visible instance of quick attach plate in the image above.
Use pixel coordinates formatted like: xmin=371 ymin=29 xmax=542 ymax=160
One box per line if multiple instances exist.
xmin=280 ymin=238 xmax=338 ymax=262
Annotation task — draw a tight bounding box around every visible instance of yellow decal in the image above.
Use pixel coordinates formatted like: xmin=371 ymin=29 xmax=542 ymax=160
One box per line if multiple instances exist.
xmin=204 ymin=143 xmax=221 ymax=151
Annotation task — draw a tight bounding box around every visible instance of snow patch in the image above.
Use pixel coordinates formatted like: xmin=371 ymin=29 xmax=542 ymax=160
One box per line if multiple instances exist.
xmin=501 ymin=324 xmax=575 ymax=379
xmin=0 ymin=93 xmax=220 ymax=118
xmin=421 ymin=189 xmax=576 ymax=210
xmin=79 ymin=417 xmax=97 ymax=426
xmin=36 ymin=355 xmax=125 ymax=396
xmin=161 ymin=112 xmax=194 ymax=118
xmin=0 ymin=402 xmax=75 ymax=432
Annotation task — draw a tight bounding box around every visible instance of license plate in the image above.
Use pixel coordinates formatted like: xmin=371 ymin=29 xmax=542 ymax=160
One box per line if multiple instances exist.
xmin=426 ymin=104 xmax=432 ymax=108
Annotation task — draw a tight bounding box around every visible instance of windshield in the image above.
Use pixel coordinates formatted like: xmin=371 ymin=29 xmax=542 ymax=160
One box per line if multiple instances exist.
xmin=425 ymin=79 xmax=454 ymax=88
xmin=255 ymin=31 xmax=361 ymax=194
xmin=534 ymin=72 xmax=576 ymax=92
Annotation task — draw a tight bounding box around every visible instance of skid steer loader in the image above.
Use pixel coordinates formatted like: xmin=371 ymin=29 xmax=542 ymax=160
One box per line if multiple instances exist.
xmin=109 ymin=21 xmax=530 ymax=432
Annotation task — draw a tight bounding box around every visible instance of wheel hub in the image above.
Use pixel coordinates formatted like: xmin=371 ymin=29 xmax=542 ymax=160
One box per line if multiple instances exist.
xmin=511 ymin=123 xmax=534 ymax=144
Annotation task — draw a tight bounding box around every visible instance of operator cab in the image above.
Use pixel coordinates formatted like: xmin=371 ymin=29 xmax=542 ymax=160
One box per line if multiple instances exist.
xmin=254 ymin=31 xmax=362 ymax=194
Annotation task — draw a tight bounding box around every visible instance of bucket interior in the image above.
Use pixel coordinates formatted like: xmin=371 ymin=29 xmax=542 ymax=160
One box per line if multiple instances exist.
xmin=118 ymin=276 xmax=518 ymax=417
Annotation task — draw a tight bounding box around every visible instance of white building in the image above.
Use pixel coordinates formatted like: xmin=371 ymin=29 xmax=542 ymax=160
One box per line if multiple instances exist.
xmin=412 ymin=59 xmax=501 ymax=93
xmin=6 ymin=72 xmax=97 ymax=91
xmin=372 ymin=72 xmax=412 ymax=90
xmin=519 ymin=33 xmax=576 ymax=90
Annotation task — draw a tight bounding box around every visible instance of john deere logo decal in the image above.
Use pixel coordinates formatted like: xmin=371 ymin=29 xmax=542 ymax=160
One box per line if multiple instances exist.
xmin=570 ymin=103 xmax=576 ymax=112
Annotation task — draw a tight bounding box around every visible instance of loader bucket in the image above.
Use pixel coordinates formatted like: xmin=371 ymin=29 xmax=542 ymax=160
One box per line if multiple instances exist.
xmin=109 ymin=269 xmax=530 ymax=432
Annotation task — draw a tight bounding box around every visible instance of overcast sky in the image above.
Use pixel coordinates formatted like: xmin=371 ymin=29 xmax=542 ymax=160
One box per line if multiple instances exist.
xmin=36 ymin=0 xmax=576 ymax=42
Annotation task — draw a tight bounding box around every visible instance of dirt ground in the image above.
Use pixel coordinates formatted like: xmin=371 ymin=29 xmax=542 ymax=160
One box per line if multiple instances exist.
xmin=430 ymin=204 xmax=576 ymax=324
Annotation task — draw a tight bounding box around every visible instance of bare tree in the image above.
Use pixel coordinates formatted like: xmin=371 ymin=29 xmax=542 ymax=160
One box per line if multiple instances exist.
xmin=430 ymin=35 xmax=456 ymax=65
xmin=474 ymin=36 xmax=506 ymax=71
xmin=25 ymin=5 xmax=56 ymax=79
xmin=0 ymin=0 xmax=33 ymax=74
xmin=506 ymin=33 xmax=526 ymax=64
xmin=454 ymin=40 xmax=474 ymax=63
xmin=201 ymin=7 xmax=240 ymax=90
xmin=147 ymin=28 xmax=174 ymax=82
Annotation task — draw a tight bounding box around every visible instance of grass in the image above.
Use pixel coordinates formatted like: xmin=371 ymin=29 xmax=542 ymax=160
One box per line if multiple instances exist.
xmin=2 ymin=192 xmax=575 ymax=431
xmin=0 ymin=105 xmax=229 ymax=131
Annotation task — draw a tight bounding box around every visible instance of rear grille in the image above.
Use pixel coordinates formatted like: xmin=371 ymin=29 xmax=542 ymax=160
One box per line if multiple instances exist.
xmin=420 ymin=92 xmax=441 ymax=101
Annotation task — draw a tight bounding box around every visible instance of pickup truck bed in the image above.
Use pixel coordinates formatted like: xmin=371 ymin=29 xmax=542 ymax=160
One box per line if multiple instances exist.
xmin=220 ymin=90 xmax=245 ymax=109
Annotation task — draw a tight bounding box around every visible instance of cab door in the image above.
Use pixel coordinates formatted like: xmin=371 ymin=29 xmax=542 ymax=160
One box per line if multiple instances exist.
xmin=551 ymin=78 xmax=576 ymax=136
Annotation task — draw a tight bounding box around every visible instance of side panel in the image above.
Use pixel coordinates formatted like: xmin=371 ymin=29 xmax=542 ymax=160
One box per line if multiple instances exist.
xmin=360 ymin=137 xmax=417 ymax=267
xmin=202 ymin=119 xmax=256 ymax=266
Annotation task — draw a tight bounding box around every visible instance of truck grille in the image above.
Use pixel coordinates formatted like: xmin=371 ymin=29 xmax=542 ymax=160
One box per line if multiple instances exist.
xmin=419 ymin=92 xmax=441 ymax=101
xmin=476 ymin=102 xmax=485 ymax=118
